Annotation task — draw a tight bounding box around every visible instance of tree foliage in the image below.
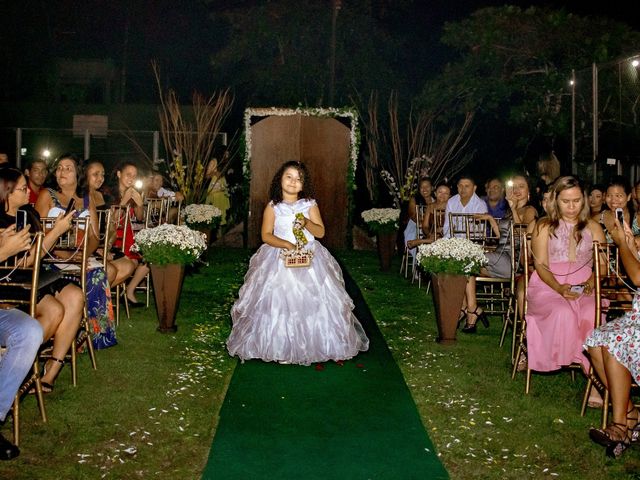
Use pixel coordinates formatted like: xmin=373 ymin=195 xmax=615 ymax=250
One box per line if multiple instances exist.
xmin=416 ymin=6 xmax=640 ymax=165
xmin=207 ymin=0 xmax=399 ymax=107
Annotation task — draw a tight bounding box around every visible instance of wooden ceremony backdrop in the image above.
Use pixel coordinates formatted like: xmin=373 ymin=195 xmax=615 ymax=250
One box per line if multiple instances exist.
xmin=246 ymin=111 xmax=352 ymax=250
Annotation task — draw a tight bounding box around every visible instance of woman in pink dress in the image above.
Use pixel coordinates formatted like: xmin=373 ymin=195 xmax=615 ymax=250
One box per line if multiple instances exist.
xmin=526 ymin=176 xmax=605 ymax=373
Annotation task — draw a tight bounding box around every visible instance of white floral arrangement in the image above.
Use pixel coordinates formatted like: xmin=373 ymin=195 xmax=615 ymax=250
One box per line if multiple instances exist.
xmin=132 ymin=224 xmax=207 ymax=265
xmin=416 ymin=237 xmax=487 ymax=275
xmin=361 ymin=208 xmax=400 ymax=234
xmin=181 ymin=204 xmax=222 ymax=229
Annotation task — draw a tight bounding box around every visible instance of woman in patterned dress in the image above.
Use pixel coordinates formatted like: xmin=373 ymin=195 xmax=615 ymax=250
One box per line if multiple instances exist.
xmin=585 ymin=215 xmax=640 ymax=458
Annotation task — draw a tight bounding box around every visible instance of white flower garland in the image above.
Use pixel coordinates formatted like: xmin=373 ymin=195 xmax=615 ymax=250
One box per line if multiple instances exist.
xmin=243 ymin=107 xmax=359 ymax=186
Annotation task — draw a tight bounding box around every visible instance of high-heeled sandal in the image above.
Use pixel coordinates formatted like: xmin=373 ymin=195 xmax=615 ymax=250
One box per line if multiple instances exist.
xmin=462 ymin=307 xmax=489 ymax=334
xmin=626 ymin=407 xmax=640 ymax=443
xmin=34 ymin=357 xmax=64 ymax=394
xmin=456 ymin=308 xmax=467 ymax=328
xmin=589 ymin=421 xmax=633 ymax=458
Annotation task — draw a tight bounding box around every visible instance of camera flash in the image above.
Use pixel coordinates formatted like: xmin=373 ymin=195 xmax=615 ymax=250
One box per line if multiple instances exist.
xmin=134 ymin=180 xmax=144 ymax=190
xmin=506 ymin=180 xmax=514 ymax=187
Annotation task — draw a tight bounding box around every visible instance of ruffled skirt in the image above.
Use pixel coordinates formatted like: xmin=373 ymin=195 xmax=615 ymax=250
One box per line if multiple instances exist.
xmin=227 ymin=243 xmax=369 ymax=365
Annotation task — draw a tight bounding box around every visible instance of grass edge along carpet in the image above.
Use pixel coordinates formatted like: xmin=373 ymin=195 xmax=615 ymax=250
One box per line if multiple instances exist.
xmin=202 ymin=265 xmax=448 ymax=480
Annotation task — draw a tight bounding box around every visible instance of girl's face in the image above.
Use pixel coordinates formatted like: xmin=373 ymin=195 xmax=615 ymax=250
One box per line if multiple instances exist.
xmin=8 ymin=175 xmax=29 ymax=210
xmin=419 ymin=180 xmax=432 ymax=200
xmin=281 ymin=167 xmax=303 ymax=197
xmin=511 ymin=176 xmax=529 ymax=201
xmin=556 ymin=186 xmax=584 ymax=221
xmin=117 ymin=165 xmax=138 ymax=189
xmin=588 ymin=189 xmax=604 ymax=209
xmin=55 ymin=158 xmax=77 ymax=188
xmin=541 ymin=192 xmax=551 ymax=212
xmin=605 ymin=185 xmax=629 ymax=211
xmin=435 ymin=186 xmax=450 ymax=204
xmin=86 ymin=163 xmax=105 ymax=191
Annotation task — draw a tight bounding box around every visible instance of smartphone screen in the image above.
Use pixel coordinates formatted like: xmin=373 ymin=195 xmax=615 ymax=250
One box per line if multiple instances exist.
xmin=64 ymin=199 xmax=75 ymax=215
xmin=15 ymin=209 xmax=27 ymax=231
xmin=616 ymin=208 xmax=624 ymax=224
xmin=570 ymin=284 xmax=585 ymax=294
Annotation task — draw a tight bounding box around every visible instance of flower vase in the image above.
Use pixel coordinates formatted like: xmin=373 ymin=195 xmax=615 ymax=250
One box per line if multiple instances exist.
xmin=150 ymin=264 xmax=186 ymax=333
xmin=376 ymin=231 xmax=397 ymax=272
xmin=430 ymin=273 xmax=468 ymax=344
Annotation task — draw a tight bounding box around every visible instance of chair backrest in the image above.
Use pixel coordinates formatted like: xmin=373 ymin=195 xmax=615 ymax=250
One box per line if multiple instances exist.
xmin=521 ymin=232 xmax=533 ymax=317
xmin=415 ymin=204 xmax=429 ymax=241
xmin=40 ymin=217 xmax=91 ymax=293
xmin=144 ymin=198 xmax=166 ymax=228
xmin=0 ymin=233 xmax=45 ymax=317
xmin=448 ymin=213 xmax=498 ymax=248
xmin=432 ymin=208 xmax=446 ymax=241
xmin=593 ymin=241 xmax=634 ymax=328
xmin=109 ymin=205 xmax=132 ymax=254
xmin=512 ymin=223 xmax=530 ymax=275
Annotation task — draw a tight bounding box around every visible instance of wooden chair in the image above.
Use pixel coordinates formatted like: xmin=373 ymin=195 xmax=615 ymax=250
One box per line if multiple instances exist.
xmin=511 ymin=234 xmax=590 ymax=393
xmin=475 ymin=219 xmax=515 ymax=325
xmin=411 ymin=204 xmax=429 ymax=287
xmin=447 ymin=213 xmax=500 ymax=248
xmin=143 ymin=198 xmax=166 ymax=228
xmin=499 ymin=222 xmax=531 ymax=357
xmin=580 ymin=241 xmax=636 ymax=428
xmin=0 ymin=232 xmax=47 ymax=445
xmin=40 ymin=217 xmax=97 ymax=385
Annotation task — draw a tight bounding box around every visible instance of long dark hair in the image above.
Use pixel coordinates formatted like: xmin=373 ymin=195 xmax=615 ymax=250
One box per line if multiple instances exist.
xmin=601 ymin=175 xmax=635 ymax=219
xmin=51 ymin=153 xmax=84 ymax=197
xmin=414 ymin=177 xmax=433 ymax=205
xmin=268 ymin=161 xmax=315 ymax=204
xmin=0 ymin=168 xmax=23 ymax=212
xmin=536 ymin=176 xmax=590 ymax=243
xmin=111 ymin=160 xmax=139 ymax=203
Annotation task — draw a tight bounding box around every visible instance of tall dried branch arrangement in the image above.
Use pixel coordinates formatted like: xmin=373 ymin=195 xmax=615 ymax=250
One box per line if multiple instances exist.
xmin=361 ymin=90 xmax=475 ymax=207
xmin=153 ymin=62 xmax=233 ymax=204
xmin=362 ymin=91 xmax=381 ymax=202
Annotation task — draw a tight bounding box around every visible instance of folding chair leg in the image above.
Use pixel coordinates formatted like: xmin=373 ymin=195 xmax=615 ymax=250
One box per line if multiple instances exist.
xmin=12 ymin=397 xmax=19 ymax=446
xmin=581 ymin=378 xmax=593 ymax=417
xmin=525 ymin=368 xmax=532 ymax=394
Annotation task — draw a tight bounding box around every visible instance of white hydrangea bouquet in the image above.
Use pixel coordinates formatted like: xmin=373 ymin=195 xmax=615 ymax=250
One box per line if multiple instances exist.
xmin=132 ymin=224 xmax=207 ymax=265
xmin=416 ymin=237 xmax=487 ymax=275
xmin=181 ymin=204 xmax=222 ymax=230
xmin=361 ymin=208 xmax=400 ymax=235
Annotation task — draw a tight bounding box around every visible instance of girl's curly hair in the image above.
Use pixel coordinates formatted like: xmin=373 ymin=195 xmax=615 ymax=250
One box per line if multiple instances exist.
xmin=268 ymin=160 xmax=315 ymax=204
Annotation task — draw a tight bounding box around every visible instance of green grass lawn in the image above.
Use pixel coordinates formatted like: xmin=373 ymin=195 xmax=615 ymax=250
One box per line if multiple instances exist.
xmin=2 ymin=247 xmax=639 ymax=479
xmin=336 ymin=250 xmax=640 ymax=480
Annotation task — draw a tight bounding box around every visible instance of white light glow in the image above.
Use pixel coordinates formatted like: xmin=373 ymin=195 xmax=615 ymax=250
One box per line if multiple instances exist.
xmin=134 ymin=180 xmax=144 ymax=190
xmin=42 ymin=149 xmax=51 ymax=158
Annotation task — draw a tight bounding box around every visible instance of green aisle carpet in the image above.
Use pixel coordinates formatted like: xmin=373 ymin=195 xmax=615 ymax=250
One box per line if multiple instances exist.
xmin=202 ymin=268 xmax=448 ymax=479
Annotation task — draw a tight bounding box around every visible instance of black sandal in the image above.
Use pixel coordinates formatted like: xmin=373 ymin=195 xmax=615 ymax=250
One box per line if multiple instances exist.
xmin=462 ymin=307 xmax=489 ymax=334
xmin=29 ymin=357 xmax=64 ymax=394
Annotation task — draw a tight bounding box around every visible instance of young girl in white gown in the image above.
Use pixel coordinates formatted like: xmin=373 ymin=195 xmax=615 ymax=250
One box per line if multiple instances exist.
xmin=227 ymin=161 xmax=369 ymax=365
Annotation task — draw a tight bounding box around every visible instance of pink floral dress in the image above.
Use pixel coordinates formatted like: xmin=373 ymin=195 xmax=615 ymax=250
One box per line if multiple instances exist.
xmin=585 ymin=293 xmax=640 ymax=383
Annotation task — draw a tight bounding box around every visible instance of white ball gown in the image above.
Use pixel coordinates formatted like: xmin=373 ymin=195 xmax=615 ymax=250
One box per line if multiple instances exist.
xmin=227 ymin=198 xmax=369 ymax=365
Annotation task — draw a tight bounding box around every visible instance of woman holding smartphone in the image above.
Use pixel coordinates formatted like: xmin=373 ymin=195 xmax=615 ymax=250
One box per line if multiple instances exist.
xmin=597 ymin=176 xmax=640 ymax=243
xmin=0 ymin=168 xmax=81 ymax=392
xmin=36 ymin=154 xmax=117 ymax=349
xmin=526 ymin=176 xmax=606 ymax=377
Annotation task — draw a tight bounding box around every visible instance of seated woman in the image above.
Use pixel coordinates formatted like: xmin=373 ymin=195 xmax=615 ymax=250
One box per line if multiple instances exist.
xmin=407 ymin=182 xmax=451 ymax=249
xmin=35 ymin=154 xmax=117 ymax=350
xmin=482 ymin=175 xmax=538 ymax=279
xmin=588 ymin=183 xmax=606 ymax=218
xmin=110 ymin=161 xmax=150 ymax=306
xmin=83 ymin=159 xmax=136 ymax=288
xmin=585 ymin=216 xmax=640 ymax=458
xmin=403 ymin=177 xmax=434 ymax=258
xmin=205 ymin=158 xmax=231 ymax=227
xmin=0 ymin=168 xmax=81 ymax=392
xmin=526 ymin=176 xmax=605 ymax=374
xmin=597 ymin=176 xmax=640 ymax=241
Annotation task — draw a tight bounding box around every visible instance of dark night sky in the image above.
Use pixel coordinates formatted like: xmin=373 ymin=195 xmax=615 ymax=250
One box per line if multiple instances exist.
xmin=2 ymin=1 xmax=640 ymax=103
